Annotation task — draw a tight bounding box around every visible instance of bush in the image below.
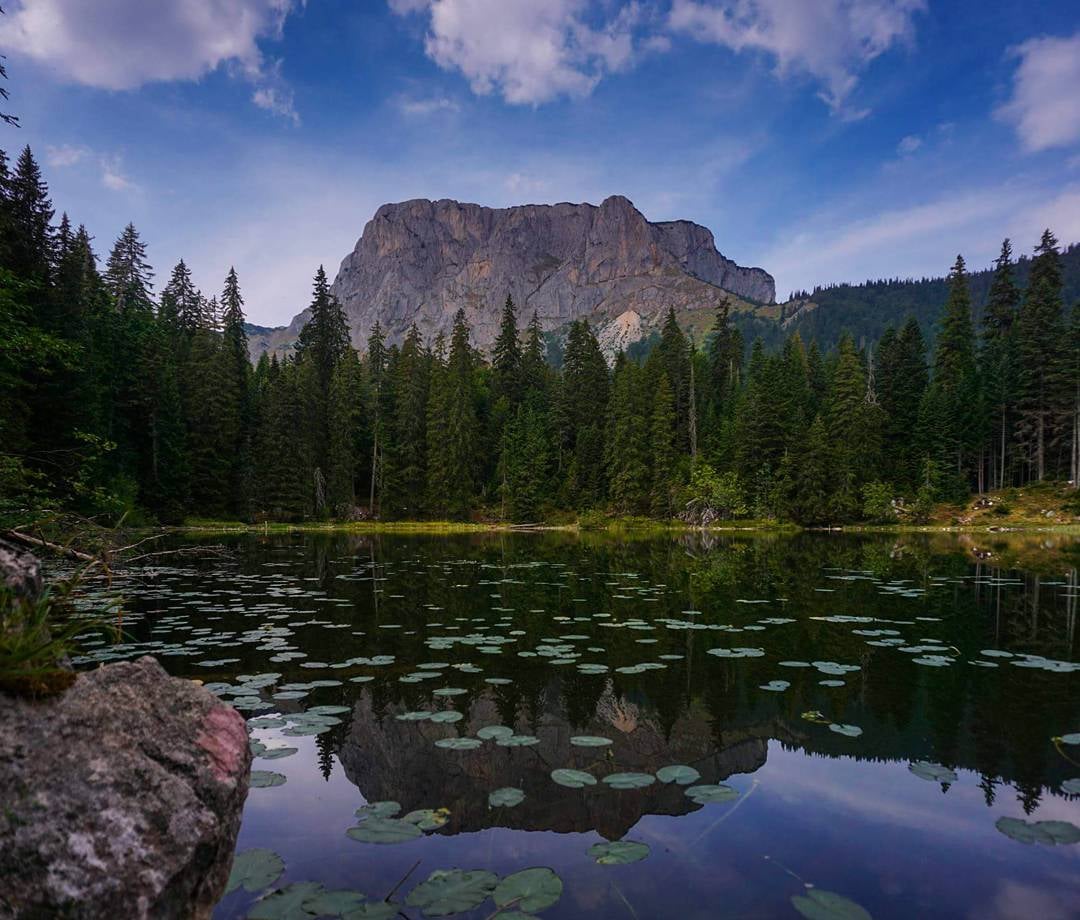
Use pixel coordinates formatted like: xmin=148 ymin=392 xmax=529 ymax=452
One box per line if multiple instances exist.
xmin=860 ymin=481 xmax=896 ymax=523
xmin=681 ymin=464 xmax=748 ymax=524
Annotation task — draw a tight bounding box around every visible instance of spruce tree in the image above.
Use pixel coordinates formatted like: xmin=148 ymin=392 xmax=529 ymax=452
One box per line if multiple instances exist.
xmin=104 ymin=223 xmax=154 ymax=312
xmin=220 ymin=267 xmax=252 ymax=513
xmin=932 ymin=255 xmax=979 ymax=484
xmin=7 ymin=146 xmax=54 ymax=283
xmin=491 ymin=295 xmax=522 ymax=407
xmin=1016 ymin=230 xmax=1066 ymax=482
xmin=980 ymin=240 xmax=1020 ymax=489
xmin=650 ymin=373 xmax=678 ymax=518
xmin=606 ymin=355 xmax=650 ymax=513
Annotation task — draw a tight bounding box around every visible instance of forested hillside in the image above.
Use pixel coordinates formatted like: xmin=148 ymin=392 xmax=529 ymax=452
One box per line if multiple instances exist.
xmin=772 ymin=244 xmax=1080 ymax=353
xmin=2 ymin=144 xmax=1077 ymax=528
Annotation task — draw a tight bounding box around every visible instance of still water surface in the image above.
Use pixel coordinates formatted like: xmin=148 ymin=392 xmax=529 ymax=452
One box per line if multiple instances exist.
xmin=71 ymin=531 xmax=1080 ymax=919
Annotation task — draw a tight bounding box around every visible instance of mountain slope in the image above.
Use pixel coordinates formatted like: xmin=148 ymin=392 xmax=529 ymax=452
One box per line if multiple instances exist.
xmin=254 ymin=195 xmax=774 ymax=356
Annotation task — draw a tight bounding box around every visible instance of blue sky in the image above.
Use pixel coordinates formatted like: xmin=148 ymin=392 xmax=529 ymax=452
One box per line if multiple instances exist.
xmin=2 ymin=0 xmax=1079 ymax=326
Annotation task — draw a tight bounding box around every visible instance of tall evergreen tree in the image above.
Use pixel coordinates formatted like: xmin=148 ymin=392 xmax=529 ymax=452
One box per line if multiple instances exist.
xmin=1016 ymin=230 xmax=1066 ymax=482
xmin=980 ymin=240 xmax=1020 ymax=489
xmin=104 ymin=223 xmax=154 ymax=312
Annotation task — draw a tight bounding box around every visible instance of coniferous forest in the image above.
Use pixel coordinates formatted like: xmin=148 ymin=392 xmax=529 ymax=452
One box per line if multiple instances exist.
xmin=2 ymin=144 xmax=1078 ymax=528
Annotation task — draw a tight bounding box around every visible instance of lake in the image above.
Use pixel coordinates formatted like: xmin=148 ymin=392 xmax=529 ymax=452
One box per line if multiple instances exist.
xmin=69 ymin=530 xmax=1080 ymax=919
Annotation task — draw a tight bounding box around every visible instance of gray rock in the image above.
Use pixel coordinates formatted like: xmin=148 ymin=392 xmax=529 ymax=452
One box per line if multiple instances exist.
xmin=0 ymin=539 xmax=42 ymax=602
xmin=264 ymin=195 xmax=774 ymax=354
xmin=0 ymin=656 xmax=251 ymax=919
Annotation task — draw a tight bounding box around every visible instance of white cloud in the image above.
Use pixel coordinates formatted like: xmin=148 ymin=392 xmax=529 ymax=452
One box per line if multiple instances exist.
xmin=0 ymin=0 xmax=302 ymax=119
xmin=100 ymin=155 xmax=137 ymax=193
xmin=253 ymin=85 xmax=299 ymax=124
xmin=668 ymin=0 xmax=925 ymax=117
xmin=390 ymin=0 xmax=648 ymax=105
xmin=397 ymin=95 xmax=460 ymax=116
xmin=896 ymin=134 xmax=921 ymax=155
xmin=997 ymin=32 xmax=1080 ymax=153
xmin=45 ymin=143 xmax=89 ymax=167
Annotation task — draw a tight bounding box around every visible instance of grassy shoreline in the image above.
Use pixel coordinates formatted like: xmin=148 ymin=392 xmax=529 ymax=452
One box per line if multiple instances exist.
xmin=173 ymin=517 xmax=1079 ymax=536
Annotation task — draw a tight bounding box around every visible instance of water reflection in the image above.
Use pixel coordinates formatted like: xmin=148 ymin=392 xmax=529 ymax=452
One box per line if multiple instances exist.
xmin=66 ymin=529 xmax=1080 ymax=918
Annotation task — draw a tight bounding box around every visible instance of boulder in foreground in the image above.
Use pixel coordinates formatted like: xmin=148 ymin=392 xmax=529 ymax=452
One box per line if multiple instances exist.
xmin=0 ymin=655 xmax=251 ymax=919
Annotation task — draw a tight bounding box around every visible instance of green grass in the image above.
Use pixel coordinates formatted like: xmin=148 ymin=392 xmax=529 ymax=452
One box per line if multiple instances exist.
xmin=0 ymin=580 xmax=109 ymax=697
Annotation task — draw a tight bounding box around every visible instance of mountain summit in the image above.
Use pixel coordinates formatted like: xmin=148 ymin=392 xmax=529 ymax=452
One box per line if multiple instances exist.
xmin=266 ymin=195 xmax=774 ymax=354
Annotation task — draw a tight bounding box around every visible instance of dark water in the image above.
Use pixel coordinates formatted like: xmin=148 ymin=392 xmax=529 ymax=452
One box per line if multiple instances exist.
xmin=70 ymin=531 xmax=1080 ymax=919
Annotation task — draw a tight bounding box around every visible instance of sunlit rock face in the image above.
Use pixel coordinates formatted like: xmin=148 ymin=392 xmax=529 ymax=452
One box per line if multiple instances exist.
xmin=337 ymin=686 xmax=772 ymax=841
xmin=0 ymin=656 xmax=251 ymax=919
xmin=268 ymin=195 xmax=774 ymax=354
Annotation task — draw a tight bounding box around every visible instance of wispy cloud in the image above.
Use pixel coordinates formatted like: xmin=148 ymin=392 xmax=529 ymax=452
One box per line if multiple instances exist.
xmin=761 ymin=181 xmax=1080 ymax=296
xmin=997 ymin=31 xmax=1080 ymax=153
xmin=99 ymin=155 xmax=137 ymax=193
xmin=396 ymin=94 xmax=460 ymax=116
xmin=668 ymin=0 xmax=925 ymax=119
xmin=45 ymin=143 xmax=90 ymax=168
xmin=896 ymin=134 xmax=921 ymax=156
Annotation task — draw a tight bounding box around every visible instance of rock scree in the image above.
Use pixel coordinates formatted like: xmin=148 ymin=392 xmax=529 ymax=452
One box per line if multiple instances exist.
xmin=0 ymin=655 xmax=251 ymax=919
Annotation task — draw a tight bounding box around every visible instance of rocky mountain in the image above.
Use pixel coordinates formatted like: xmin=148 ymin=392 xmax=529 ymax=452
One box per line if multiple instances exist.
xmin=254 ymin=195 xmax=774 ymax=357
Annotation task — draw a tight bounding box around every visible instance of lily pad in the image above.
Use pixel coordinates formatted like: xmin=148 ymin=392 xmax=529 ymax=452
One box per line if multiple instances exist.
xmin=355 ymin=801 xmax=401 ymax=820
xmin=656 ymin=764 xmax=701 ymax=785
xmin=301 ymin=889 xmax=371 ymax=915
xmin=551 ymin=768 xmax=597 ymax=788
xmin=603 ymin=772 xmax=656 ymax=790
xmin=569 ymin=735 xmax=613 ymax=747
xmin=497 ymin=734 xmax=540 ymax=747
xmin=995 ymin=816 xmax=1080 ymax=845
xmin=908 ymin=761 xmax=957 ymax=783
xmin=258 ymin=747 xmax=299 ymax=761
xmin=226 ymin=848 xmax=284 ymax=894
xmin=248 ymin=882 xmax=324 ymax=920
xmin=829 ymin=723 xmax=863 ymax=738
xmin=345 ymin=817 xmax=423 ymax=845
xmin=686 ymin=784 xmax=739 ymax=804
xmin=588 ymin=840 xmax=650 ymax=865
xmin=493 ymin=868 xmax=563 ymax=913
xmin=1062 ymin=779 xmax=1080 ymax=795
xmin=1058 ymin=733 xmax=1080 ymax=745
xmin=489 ymin=787 xmax=526 ymax=808
xmin=405 ymin=869 xmax=498 ymax=917
xmin=435 ymin=737 xmax=482 ymax=750
xmin=790 ymin=888 xmax=872 ymax=920
xmin=429 ymin=710 xmax=464 ymax=724
xmin=760 ymin=680 xmax=790 ymax=692
xmin=477 ymin=725 xmax=515 ymax=741
xmin=403 ymin=808 xmax=450 ymax=830
xmin=250 ymin=770 xmax=287 ymax=788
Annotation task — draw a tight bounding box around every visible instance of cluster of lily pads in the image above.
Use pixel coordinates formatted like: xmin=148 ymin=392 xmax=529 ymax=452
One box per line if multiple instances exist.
xmin=228 ymin=845 xmax=567 ymax=918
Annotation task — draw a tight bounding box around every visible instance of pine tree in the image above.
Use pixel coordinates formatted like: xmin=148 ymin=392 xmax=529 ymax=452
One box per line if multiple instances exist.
xmin=650 ymin=373 xmax=678 ymax=517
xmin=325 ymin=349 xmax=364 ymax=512
xmin=440 ymin=310 xmax=479 ymax=518
xmin=932 ymin=255 xmax=979 ymax=484
xmin=7 ymin=146 xmax=54 ymax=282
xmin=383 ymin=324 xmax=429 ymax=517
xmin=559 ymin=320 xmax=609 ymax=506
xmin=161 ymin=259 xmax=200 ymax=334
xmin=220 ymin=267 xmax=252 ymax=513
xmin=295 ymin=266 xmax=352 ymax=505
xmin=1016 ymin=230 xmax=1066 ymax=482
xmin=877 ymin=318 xmax=928 ymax=492
xmin=980 ymin=240 xmax=1020 ymax=489
xmin=606 ymin=355 xmax=650 ymax=513
xmin=104 ymin=223 xmax=154 ymax=313
xmin=491 ymin=295 xmax=522 ymax=407
xmin=501 ymin=404 xmax=549 ymax=521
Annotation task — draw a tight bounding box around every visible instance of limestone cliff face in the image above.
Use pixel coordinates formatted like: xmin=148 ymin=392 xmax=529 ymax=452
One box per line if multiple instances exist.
xmin=274 ymin=195 xmax=774 ymax=353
